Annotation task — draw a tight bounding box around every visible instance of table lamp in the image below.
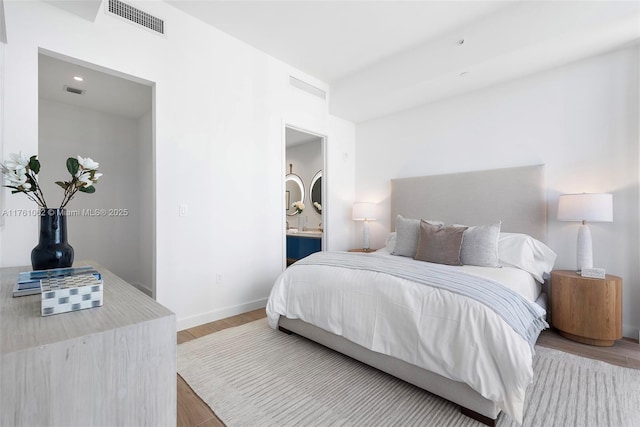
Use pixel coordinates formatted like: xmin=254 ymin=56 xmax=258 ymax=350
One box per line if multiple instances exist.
xmin=352 ymin=202 xmax=377 ymax=251
xmin=557 ymin=193 xmax=613 ymax=271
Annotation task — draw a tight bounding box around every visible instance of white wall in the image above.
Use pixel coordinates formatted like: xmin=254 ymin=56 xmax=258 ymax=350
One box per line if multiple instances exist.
xmin=0 ymin=40 xmax=5 ymax=238
xmin=0 ymin=0 xmax=356 ymax=330
xmin=286 ymin=140 xmax=323 ymax=230
xmin=356 ymin=46 xmax=640 ymax=338
xmin=326 ymin=115 xmax=357 ymax=252
xmin=39 ymin=99 xmax=149 ymax=289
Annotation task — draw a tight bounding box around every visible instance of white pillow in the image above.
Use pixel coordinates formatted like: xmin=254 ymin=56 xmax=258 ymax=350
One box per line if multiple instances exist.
xmin=498 ymin=233 xmax=557 ymax=283
xmin=384 ymin=232 xmax=397 ymax=253
xmin=391 ymin=215 xmax=444 ymax=257
xmin=459 ymin=221 xmax=502 ymax=267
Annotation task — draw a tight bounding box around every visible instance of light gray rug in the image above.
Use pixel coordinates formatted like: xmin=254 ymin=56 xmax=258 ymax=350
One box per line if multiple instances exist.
xmin=178 ymin=319 xmax=640 ymax=426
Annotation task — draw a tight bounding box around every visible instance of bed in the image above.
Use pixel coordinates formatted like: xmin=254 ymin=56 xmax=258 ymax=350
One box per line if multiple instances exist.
xmin=266 ymin=165 xmax=556 ymax=426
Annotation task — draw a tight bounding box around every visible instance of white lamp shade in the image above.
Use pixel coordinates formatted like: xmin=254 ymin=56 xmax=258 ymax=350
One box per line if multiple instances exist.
xmin=352 ymin=202 xmax=377 ymax=221
xmin=557 ymin=193 xmax=613 ymax=222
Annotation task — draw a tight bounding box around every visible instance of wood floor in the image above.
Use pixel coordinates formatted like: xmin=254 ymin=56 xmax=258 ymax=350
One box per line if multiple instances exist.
xmin=176 ymin=308 xmax=639 ymax=427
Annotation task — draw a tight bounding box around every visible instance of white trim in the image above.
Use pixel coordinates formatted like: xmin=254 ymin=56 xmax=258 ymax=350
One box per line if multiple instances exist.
xmin=177 ymin=298 xmax=267 ymax=331
xmin=0 ymin=40 xmax=4 ymax=230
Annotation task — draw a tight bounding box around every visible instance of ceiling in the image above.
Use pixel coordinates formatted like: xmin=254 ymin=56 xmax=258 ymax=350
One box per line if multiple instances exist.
xmin=286 ymin=127 xmax=322 ymax=148
xmin=39 ymin=53 xmax=152 ymax=120
xmin=167 ymin=0 xmax=640 ymax=123
xmin=39 ymin=1 xmax=639 ymax=123
xmin=167 ymin=0 xmax=511 ymax=83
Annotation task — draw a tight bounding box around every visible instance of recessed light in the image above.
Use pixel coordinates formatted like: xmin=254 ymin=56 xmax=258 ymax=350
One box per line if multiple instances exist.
xmin=459 ymin=72 xmax=469 ymax=77
xmin=458 ymin=39 xmax=465 ymax=45
xmin=73 ymin=76 xmax=84 ymax=82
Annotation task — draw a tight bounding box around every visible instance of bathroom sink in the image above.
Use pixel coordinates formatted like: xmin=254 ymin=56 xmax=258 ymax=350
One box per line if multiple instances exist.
xmin=287 ymin=229 xmax=322 ymax=237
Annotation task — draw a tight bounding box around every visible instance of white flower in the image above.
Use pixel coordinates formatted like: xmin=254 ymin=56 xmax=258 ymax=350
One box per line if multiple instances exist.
xmin=4 ymin=170 xmax=31 ymax=190
xmin=77 ymin=156 xmax=99 ymax=170
xmin=292 ymin=201 xmax=305 ymax=213
xmin=4 ymin=152 xmax=29 ymax=172
xmin=77 ymin=172 xmax=94 ymax=187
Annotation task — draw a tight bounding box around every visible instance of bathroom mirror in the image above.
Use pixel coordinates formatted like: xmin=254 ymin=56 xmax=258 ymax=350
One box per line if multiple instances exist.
xmin=285 ymin=173 xmax=305 ymax=216
xmin=310 ymin=170 xmax=322 ymax=214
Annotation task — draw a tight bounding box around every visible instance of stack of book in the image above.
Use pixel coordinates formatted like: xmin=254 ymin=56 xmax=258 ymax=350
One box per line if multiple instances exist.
xmin=13 ymin=266 xmax=101 ymax=297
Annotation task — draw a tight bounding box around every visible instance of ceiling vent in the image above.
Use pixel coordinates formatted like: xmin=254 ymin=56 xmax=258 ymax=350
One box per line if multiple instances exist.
xmin=107 ymin=0 xmax=165 ymax=35
xmin=289 ymin=76 xmax=327 ymax=100
xmin=63 ymin=85 xmax=85 ymax=95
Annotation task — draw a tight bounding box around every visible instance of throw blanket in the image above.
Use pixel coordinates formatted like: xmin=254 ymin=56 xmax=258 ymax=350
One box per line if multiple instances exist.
xmin=296 ymin=251 xmax=548 ymax=355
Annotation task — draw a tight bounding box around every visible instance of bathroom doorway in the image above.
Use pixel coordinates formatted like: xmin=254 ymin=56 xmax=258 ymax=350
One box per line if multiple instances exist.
xmin=284 ymin=126 xmax=325 ymax=267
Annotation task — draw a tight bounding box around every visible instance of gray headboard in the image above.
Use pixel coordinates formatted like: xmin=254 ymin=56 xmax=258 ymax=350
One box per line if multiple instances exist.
xmin=390 ymin=165 xmax=547 ymax=242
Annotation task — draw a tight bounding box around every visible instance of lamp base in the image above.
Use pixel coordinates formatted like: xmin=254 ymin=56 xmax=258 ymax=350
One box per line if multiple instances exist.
xmin=576 ymin=223 xmax=593 ymax=271
xmin=362 ymin=220 xmax=370 ymax=251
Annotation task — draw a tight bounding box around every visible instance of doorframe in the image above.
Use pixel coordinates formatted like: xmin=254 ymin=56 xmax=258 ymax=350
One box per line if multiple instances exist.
xmin=282 ymin=123 xmax=327 ymax=271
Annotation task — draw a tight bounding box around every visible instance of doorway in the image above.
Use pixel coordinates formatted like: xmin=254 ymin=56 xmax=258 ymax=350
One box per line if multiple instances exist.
xmin=38 ymin=51 xmax=156 ymax=297
xmin=284 ymin=126 xmax=325 ymax=267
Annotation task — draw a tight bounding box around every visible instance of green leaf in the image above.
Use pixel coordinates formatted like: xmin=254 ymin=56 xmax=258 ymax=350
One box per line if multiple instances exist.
xmin=66 ymin=157 xmax=79 ymax=176
xmin=29 ymin=156 xmax=40 ymax=174
xmin=79 ymin=185 xmax=95 ymax=194
xmin=55 ymin=181 xmax=68 ymax=190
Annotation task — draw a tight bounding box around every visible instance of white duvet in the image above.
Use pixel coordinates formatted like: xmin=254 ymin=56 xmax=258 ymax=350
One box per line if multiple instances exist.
xmin=266 ymin=251 xmax=544 ymax=423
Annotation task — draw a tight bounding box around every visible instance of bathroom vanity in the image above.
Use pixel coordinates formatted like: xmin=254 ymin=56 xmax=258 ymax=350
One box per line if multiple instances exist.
xmin=286 ymin=230 xmax=322 ymax=265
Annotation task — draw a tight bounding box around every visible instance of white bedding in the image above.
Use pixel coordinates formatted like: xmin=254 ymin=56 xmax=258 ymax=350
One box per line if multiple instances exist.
xmin=266 ymin=251 xmax=545 ymax=423
xmin=460 ymin=263 xmax=541 ymax=303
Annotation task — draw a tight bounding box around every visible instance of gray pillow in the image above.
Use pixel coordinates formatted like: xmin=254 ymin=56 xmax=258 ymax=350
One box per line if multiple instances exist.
xmin=392 ymin=215 xmax=443 ymax=257
xmin=459 ymin=221 xmax=502 ymax=267
xmin=414 ymin=221 xmax=468 ymax=266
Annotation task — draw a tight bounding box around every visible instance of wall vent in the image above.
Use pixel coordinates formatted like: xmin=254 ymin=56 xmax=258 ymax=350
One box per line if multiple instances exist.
xmin=107 ymin=0 xmax=165 ymax=35
xmin=289 ymin=76 xmax=327 ymax=100
xmin=63 ymin=85 xmax=85 ymax=95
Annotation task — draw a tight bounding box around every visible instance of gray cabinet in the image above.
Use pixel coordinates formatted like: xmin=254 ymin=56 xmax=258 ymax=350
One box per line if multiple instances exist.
xmin=0 ymin=262 xmax=176 ymax=426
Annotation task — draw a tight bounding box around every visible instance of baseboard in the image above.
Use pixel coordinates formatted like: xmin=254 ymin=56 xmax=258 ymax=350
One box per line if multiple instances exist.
xmin=129 ymin=282 xmax=153 ymax=297
xmin=177 ymin=298 xmax=267 ymax=331
xmin=622 ymin=324 xmax=639 ymax=342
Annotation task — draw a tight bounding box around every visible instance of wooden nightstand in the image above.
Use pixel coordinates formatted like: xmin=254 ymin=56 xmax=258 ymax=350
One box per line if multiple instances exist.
xmin=348 ymin=248 xmax=377 ymax=253
xmin=550 ymin=270 xmax=622 ymax=346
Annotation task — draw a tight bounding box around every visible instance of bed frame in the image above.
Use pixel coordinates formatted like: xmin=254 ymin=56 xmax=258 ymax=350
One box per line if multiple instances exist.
xmin=278 ymin=164 xmax=547 ymax=426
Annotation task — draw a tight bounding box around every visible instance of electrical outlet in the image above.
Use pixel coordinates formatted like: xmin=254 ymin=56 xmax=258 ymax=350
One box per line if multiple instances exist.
xmin=216 ymin=274 xmax=222 ymax=285
xmin=179 ymin=204 xmax=188 ymax=217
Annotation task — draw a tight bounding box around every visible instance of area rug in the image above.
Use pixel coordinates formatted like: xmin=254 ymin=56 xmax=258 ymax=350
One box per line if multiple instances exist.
xmin=178 ymin=319 xmax=640 ymax=426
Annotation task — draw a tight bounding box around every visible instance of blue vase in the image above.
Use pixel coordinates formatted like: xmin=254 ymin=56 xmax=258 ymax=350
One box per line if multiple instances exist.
xmin=31 ymin=208 xmax=74 ymax=270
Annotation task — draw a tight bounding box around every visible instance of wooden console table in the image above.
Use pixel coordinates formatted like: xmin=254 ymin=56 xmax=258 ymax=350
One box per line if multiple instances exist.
xmin=0 ymin=262 xmax=176 ymax=426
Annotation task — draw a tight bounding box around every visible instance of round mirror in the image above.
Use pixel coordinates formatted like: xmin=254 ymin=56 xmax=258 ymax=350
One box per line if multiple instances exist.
xmin=285 ymin=174 xmax=305 ymax=216
xmin=310 ymin=170 xmax=322 ymax=214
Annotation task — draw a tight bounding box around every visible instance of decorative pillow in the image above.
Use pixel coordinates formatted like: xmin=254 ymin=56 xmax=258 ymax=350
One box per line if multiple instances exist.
xmin=384 ymin=232 xmax=397 ymax=253
xmin=392 ymin=215 xmax=444 ymax=257
xmin=498 ymin=233 xmax=557 ymax=283
xmin=459 ymin=221 xmax=502 ymax=267
xmin=414 ymin=221 xmax=468 ymax=266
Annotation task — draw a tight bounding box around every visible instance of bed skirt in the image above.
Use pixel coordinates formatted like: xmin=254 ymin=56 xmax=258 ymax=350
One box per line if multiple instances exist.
xmin=278 ymin=316 xmax=501 ymax=426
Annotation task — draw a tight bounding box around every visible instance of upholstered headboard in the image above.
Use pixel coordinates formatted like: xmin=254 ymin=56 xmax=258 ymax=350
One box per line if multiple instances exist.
xmin=390 ymin=165 xmax=547 ymax=242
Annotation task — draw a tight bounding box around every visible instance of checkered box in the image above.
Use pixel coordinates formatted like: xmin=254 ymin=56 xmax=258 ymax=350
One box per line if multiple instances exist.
xmin=40 ymin=274 xmax=103 ymax=316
